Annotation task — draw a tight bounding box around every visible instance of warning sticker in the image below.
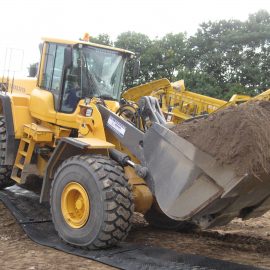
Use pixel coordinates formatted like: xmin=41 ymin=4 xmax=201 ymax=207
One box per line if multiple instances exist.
xmin=107 ymin=116 xmax=126 ymax=137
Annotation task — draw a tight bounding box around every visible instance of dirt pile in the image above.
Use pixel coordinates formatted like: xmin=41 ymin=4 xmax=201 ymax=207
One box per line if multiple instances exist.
xmin=171 ymin=100 xmax=270 ymax=176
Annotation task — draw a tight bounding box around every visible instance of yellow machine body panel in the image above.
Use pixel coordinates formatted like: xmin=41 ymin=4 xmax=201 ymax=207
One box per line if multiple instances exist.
xmin=0 ymin=92 xmax=34 ymax=139
xmin=104 ymin=100 xmax=120 ymax=113
xmin=252 ymin=88 xmax=270 ymax=101
xmin=74 ymin=138 xmax=115 ymax=149
xmin=122 ymin=78 xmax=171 ymax=102
xmin=29 ymin=88 xmax=56 ymax=124
xmin=55 ymin=107 xmax=80 ymax=129
xmin=11 ymin=94 xmax=34 ymax=138
xmin=6 ymin=77 xmax=37 ymax=95
xmin=75 ymin=103 xmax=107 ymax=140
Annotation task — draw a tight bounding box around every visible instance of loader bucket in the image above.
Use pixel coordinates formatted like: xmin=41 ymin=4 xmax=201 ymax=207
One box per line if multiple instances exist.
xmin=99 ymin=105 xmax=270 ymax=227
xmin=143 ymin=123 xmax=233 ymax=220
xmin=143 ymin=123 xmax=270 ymax=227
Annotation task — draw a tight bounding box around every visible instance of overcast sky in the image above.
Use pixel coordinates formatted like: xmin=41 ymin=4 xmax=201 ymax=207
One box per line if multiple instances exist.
xmin=0 ymin=0 xmax=269 ymax=74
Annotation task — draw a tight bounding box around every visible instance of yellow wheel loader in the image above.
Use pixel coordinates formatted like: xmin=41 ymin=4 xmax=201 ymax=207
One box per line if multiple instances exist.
xmin=0 ymin=37 xmax=269 ymax=249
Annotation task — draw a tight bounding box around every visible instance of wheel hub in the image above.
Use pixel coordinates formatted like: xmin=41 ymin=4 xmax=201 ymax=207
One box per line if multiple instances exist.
xmin=61 ymin=182 xmax=90 ymax=229
xmin=75 ymin=198 xmax=83 ymax=210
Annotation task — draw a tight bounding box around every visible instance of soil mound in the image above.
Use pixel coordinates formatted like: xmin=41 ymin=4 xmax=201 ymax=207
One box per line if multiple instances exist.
xmin=171 ymin=101 xmax=270 ymax=176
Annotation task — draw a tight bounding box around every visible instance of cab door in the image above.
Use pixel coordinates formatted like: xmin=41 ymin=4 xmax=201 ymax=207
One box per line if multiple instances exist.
xmin=29 ymin=42 xmax=67 ymax=123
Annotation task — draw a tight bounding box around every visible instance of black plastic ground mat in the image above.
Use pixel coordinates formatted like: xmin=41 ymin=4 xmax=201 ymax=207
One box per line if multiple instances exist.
xmin=0 ymin=186 xmax=265 ymax=270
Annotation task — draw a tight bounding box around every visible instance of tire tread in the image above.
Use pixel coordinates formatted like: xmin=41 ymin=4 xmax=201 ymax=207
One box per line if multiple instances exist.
xmin=0 ymin=117 xmax=13 ymax=189
xmin=50 ymin=154 xmax=134 ymax=249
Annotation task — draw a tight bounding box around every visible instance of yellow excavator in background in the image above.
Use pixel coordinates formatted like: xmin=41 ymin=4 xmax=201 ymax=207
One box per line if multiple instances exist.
xmin=122 ymin=78 xmax=252 ymax=123
xmin=122 ymin=76 xmax=270 ymax=124
xmin=1 ymin=37 xmax=270 ymax=250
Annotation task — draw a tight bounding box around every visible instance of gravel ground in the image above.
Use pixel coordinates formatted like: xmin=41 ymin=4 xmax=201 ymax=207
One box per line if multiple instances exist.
xmin=1 ymin=202 xmax=270 ymax=269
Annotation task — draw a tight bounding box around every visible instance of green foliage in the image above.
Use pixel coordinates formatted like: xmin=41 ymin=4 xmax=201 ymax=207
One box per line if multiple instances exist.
xmin=151 ymin=33 xmax=187 ymax=81
xmin=114 ymin=31 xmax=152 ymax=88
xmin=91 ymin=34 xmax=113 ymax=46
xmin=113 ymin=32 xmax=188 ymax=89
xmin=176 ymin=69 xmax=222 ymax=98
xmin=86 ymin=10 xmax=270 ymax=100
xmin=186 ymin=10 xmax=270 ymax=98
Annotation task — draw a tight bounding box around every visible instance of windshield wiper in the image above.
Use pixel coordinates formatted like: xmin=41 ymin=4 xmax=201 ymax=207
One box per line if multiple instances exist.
xmin=81 ymin=51 xmax=101 ymax=96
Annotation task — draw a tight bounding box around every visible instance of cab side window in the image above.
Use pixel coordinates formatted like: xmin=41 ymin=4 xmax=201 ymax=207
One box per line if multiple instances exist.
xmin=61 ymin=48 xmax=82 ymax=113
xmin=39 ymin=43 xmax=66 ymax=109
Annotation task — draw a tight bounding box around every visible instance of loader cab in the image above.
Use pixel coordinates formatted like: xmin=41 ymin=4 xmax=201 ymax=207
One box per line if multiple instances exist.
xmin=60 ymin=44 xmax=128 ymax=112
xmin=30 ymin=38 xmax=133 ymax=123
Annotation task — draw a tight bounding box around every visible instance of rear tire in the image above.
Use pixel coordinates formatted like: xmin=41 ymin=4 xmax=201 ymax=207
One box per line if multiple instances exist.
xmin=145 ymin=203 xmax=197 ymax=231
xmin=50 ymin=154 xmax=134 ymax=249
xmin=0 ymin=117 xmax=13 ymax=189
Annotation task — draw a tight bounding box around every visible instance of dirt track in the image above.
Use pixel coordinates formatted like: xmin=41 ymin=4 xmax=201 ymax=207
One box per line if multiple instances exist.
xmin=1 ymin=202 xmax=270 ymax=269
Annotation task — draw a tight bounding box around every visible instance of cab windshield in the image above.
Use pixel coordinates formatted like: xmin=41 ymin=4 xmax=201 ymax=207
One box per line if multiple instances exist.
xmin=61 ymin=45 xmax=127 ymax=113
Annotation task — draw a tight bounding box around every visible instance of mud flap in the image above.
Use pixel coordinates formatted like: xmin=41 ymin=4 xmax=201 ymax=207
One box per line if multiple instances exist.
xmin=0 ymin=186 xmax=263 ymax=270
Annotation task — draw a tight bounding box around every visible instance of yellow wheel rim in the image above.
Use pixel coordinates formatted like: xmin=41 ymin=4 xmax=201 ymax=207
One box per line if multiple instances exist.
xmin=61 ymin=182 xmax=90 ymax=229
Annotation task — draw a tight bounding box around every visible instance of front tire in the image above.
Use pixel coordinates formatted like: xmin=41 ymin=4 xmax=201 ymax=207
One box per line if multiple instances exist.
xmin=50 ymin=154 xmax=134 ymax=249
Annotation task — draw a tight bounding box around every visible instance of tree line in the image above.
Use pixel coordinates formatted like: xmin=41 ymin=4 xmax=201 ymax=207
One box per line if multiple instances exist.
xmin=91 ymin=10 xmax=270 ymax=100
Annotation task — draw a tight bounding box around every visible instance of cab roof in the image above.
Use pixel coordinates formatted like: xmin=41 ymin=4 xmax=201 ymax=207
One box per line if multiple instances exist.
xmin=42 ymin=37 xmax=135 ymax=56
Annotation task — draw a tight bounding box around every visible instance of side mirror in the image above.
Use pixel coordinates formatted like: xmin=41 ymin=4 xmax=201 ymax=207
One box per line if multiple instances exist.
xmin=64 ymin=46 xmax=73 ymax=70
xmin=132 ymin=59 xmax=140 ymax=79
xmin=28 ymin=63 xmax=38 ymax=77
